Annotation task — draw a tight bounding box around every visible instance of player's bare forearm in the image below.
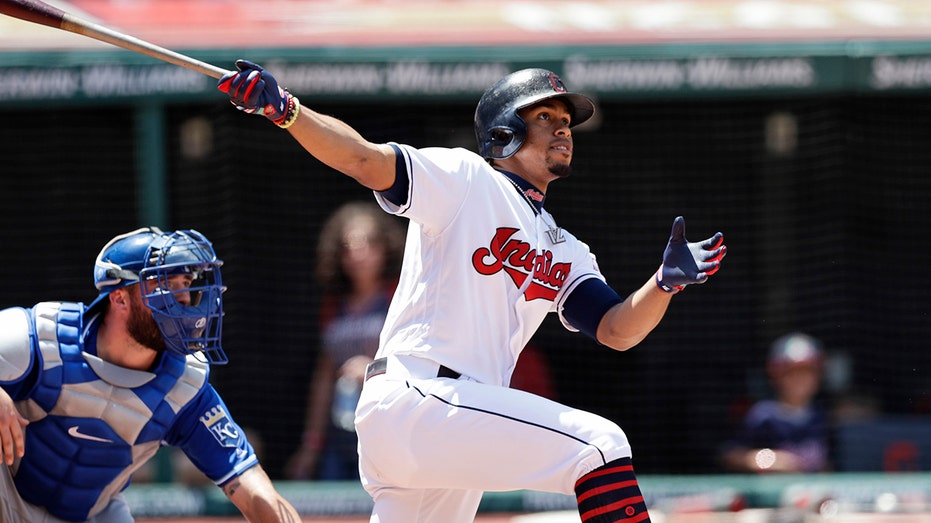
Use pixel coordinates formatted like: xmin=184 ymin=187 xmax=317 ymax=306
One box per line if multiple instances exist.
xmin=224 ymin=465 xmax=301 ymax=522
xmin=287 ymin=107 xmax=397 ymax=190
xmin=216 ymin=62 xmax=396 ymax=190
xmin=0 ymin=388 xmax=28 ymax=465
xmin=596 ymin=277 xmax=672 ymax=351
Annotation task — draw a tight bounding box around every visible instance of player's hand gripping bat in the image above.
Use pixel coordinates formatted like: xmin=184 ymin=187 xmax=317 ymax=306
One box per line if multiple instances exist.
xmin=0 ymin=0 xmax=230 ymax=79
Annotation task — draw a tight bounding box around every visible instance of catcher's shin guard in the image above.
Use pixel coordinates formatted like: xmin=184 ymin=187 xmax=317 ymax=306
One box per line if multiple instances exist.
xmin=575 ymin=457 xmax=651 ymax=522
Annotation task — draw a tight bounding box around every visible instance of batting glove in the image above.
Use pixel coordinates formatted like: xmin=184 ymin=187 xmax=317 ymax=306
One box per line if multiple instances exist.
xmin=218 ymin=59 xmax=291 ymax=125
xmin=655 ymin=216 xmax=726 ymax=293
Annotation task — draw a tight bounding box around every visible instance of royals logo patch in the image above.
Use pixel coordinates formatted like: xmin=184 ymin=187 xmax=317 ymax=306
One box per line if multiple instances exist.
xmin=200 ymin=405 xmax=242 ymax=447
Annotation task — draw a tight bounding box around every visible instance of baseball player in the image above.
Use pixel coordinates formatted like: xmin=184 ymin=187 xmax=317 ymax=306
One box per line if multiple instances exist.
xmin=219 ymin=62 xmax=726 ymax=523
xmin=0 ymin=227 xmax=301 ymax=522
xmin=720 ymin=333 xmax=829 ymax=473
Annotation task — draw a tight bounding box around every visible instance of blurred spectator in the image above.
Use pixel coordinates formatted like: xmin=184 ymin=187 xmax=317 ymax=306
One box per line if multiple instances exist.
xmin=286 ymin=201 xmax=405 ymax=480
xmin=720 ymin=332 xmax=830 ymax=473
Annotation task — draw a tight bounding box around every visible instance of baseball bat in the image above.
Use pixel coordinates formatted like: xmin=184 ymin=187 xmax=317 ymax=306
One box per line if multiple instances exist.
xmin=0 ymin=0 xmax=230 ymax=79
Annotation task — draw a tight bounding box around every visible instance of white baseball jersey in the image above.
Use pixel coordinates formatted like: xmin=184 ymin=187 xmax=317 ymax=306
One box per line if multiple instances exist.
xmin=374 ymin=143 xmax=606 ymax=387
xmin=359 ymin=144 xmax=632 ymax=523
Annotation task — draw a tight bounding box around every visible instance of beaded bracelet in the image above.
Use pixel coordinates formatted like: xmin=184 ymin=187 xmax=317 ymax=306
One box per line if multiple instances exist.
xmin=276 ymin=93 xmax=301 ymax=129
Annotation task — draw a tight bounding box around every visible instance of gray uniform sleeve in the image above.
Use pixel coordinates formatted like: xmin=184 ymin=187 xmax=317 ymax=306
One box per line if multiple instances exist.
xmin=0 ymin=307 xmax=34 ymax=383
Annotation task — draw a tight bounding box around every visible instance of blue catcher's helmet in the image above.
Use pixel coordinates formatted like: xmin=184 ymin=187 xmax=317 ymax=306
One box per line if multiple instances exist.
xmin=474 ymin=68 xmax=595 ymax=160
xmin=90 ymin=227 xmax=228 ymax=364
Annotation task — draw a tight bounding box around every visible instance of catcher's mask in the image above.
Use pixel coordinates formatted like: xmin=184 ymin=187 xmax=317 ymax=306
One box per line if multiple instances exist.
xmin=474 ymin=68 xmax=595 ymax=161
xmin=91 ymin=227 xmax=228 ymax=364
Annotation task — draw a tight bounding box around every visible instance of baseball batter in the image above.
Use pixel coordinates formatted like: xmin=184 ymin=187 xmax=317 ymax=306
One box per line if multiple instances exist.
xmin=220 ymin=62 xmax=727 ymax=523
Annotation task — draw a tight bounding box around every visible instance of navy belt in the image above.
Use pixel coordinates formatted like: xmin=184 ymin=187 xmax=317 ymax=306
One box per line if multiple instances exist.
xmin=364 ymin=357 xmax=461 ymax=381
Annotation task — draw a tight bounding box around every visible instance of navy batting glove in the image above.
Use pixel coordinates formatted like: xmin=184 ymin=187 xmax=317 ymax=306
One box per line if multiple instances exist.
xmin=217 ymin=59 xmax=289 ymax=124
xmin=656 ymin=216 xmax=726 ymax=293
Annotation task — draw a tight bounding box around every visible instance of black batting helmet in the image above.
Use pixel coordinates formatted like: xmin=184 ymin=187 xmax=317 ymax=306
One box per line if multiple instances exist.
xmin=474 ymin=68 xmax=595 ymax=160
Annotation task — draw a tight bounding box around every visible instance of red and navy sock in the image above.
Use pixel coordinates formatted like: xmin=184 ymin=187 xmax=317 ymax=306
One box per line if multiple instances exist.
xmin=575 ymin=457 xmax=651 ymax=522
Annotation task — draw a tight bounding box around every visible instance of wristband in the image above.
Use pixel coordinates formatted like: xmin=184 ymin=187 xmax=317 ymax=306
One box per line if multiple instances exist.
xmin=655 ymin=266 xmax=684 ymax=294
xmin=276 ymin=94 xmax=301 ymax=129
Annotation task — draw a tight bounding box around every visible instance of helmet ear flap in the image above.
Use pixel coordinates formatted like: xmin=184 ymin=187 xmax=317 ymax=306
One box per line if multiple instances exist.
xmin=491 ymin=127 xmax=513 ymax=143
xmin=487 ymin=126 xmax=516 ymax=159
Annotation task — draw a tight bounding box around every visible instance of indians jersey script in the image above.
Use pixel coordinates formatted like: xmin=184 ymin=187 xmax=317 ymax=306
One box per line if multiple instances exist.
xmin=374 ymin=144 xmax=608 ymax=387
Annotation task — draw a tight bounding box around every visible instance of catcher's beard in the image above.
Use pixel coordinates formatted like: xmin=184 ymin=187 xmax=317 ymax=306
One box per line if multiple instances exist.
xmin=127 ymin=289 xmax=167 ymax=354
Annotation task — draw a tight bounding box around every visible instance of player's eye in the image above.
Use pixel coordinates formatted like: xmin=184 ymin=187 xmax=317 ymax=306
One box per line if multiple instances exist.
xmin=166 ymin=274 xmax=194 ymax=291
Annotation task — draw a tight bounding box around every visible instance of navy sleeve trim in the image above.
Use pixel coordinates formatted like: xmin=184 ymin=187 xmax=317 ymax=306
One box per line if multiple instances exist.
xmin=378 ymin=144 xmax=410 ymax=207
xmin=562 ymin=278 xmax=623 ymax=341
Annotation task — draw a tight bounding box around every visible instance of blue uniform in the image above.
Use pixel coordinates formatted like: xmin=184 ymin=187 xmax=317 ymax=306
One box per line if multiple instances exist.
xmin=0 ymin=301 xmax=257 ymax=521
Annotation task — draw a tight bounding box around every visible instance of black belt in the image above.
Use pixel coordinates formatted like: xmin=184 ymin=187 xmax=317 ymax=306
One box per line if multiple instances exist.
xmin=364 ymin=357 xmax=461 ymax=381
xmin=437 ymin=364 xmax=462 ymax=379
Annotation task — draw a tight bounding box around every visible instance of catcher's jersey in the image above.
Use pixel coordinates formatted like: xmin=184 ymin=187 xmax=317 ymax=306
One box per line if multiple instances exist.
xmin=0 ymin=301 xmax=257 ymax=522
xmin=374 ymin=144 xmax=607 ymax=386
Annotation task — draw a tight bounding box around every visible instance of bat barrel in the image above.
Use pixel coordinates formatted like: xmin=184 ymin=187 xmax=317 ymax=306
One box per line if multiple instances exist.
xmin=61 ymin=15 xmax=229 ymax=79
xmin=0 ymin=0 xmax=230 ymax=79
xmin=0 ymin=0 xmax=66 ymax=28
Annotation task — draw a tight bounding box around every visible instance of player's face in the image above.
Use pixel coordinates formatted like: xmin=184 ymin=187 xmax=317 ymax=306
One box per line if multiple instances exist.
xmin=126 ymin=274 xmax=195 ymax=353
xmin=509 ymin=100 xmax=574 ymax=186
xmin=775 ymin=365 xmax=821 ymax=408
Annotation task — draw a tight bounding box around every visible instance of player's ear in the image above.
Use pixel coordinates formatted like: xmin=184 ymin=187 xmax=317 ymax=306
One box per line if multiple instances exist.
xmin=108 ymin=288 xmax=131 ymax=313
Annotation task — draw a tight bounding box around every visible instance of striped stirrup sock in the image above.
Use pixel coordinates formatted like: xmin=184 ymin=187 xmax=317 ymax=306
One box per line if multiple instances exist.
xmin=574 ymin=457 xmax=651 ymax=522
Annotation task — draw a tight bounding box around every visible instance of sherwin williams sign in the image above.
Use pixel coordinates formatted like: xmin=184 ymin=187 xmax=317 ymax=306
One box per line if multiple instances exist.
xmin=1 ymin=51 xmax=930 ymax=106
